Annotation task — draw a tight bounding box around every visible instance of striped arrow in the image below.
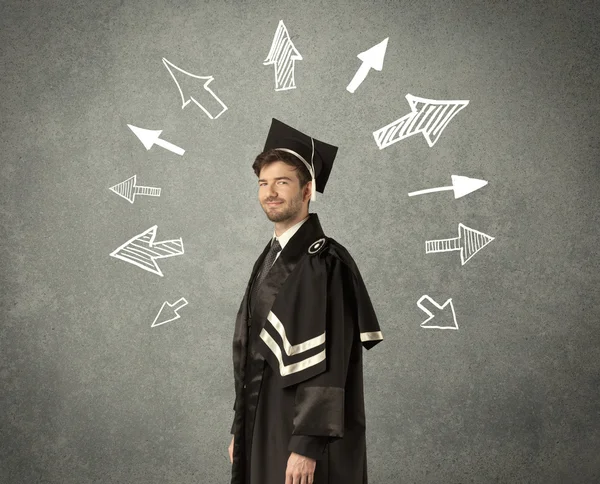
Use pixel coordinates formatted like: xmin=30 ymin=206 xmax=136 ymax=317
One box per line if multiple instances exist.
xmin=264 ymin=20 xmax=303 ymax=91
xmin=426 ymin=223 xmax=494 ymax=266
xmin=373 ymin=94 xmax=469 ymax=149
xmin=109 ymin=175 xmax=161 ymax=204
xmin=110 ymin=225 xmax=184 ymax=277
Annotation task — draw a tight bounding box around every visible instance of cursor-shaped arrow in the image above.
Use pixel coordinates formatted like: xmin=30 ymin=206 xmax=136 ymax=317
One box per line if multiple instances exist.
xmin=426 ymin=223 xmax=494 ymax=266
xmin=127 ymin=124 xmax=185 ymax=156
xmin=408 ymin=175 xmax=488 ymax=199
xmin=109 ymin=175 xmax=162 ymax=204
xmin=373 ymin=94 xmax=469 ymax=148
xmin=264 ymin=20 xmax=303 ymax=91
xmin=151 ymin=297 xmax=189 ymax=327
xmin=162 ymin=57 xmax=228 ymax=119
xmin=346 ymin=37 xmax=388 ymax=93
xmin=417 ymin=295 xmax=458 ymax=330
xmin=110 ymin=225 xmax=184 ymax=277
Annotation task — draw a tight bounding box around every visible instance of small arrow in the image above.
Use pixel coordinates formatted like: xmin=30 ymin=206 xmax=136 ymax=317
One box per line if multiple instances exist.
xmin=127 ymin=124 xmax=185 ymax=156
xmin=417 ymin=295 xmax=458 ymax=330
xmin=109 ymin=175 xmax=162 ymax=204
xmin=426 ymin=223 xmax=494 ymax=266
xmin=408 ymin=175 xmax=488 ymax=199
xmin=162 ymin=57 xmax=228 ymax=119
xmin=264 ymin=20 xmax=303 ymax=91
xmin=152 ymin=297 xmax=189 ymax=327
xmin=110 ymin=225 xmax=184 ymax=277
xmin=346 ymin=37 xmax=389 ymax=93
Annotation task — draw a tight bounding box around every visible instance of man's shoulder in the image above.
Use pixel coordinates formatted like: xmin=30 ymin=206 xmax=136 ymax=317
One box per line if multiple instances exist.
xmin=306 ymin=236 xmax=360 ymax=276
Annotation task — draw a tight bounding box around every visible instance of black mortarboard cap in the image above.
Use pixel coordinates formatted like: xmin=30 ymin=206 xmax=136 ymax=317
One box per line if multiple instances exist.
xmin=262 ymin=118 xmax=338 ymax=201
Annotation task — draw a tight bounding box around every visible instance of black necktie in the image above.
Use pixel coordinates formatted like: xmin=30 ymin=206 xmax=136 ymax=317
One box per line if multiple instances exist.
xmin=250 ymin=238 xmax=282 ymax=312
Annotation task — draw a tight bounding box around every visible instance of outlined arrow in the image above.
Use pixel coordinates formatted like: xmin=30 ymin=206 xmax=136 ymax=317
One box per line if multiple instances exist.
xmin=373 ymin=94 xmax=469 ymax=149
xmin=110 ymin=225 xmax=184 ymax=277
xmin=127 ymin=124 xmax=185 ymax=155
xmin=408 ymin=175 xmax=488 ymax=199
xmin=152 ymin=297 xmax=189 ymax=327
xmin=417 ymin=295 xmax=458 ymax=330
xmin=426 ymin=223 xmax=494 ymax=266
xmin=162 ymin=57 xmax=228 ymax=119
xmin=109 ymin=175 xmax=162 ymax=204
xmin=264 ymin=20 xmax=303 ymax=91
xmin=346 ymin=37 xmax=389 ymax=93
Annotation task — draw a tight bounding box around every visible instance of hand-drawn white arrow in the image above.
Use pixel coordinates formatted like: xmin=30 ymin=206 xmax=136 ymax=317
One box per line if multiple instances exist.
xmin=152 ymin=297 xmax=189 ymax=327
xmin=127 ymin=124 xmax=185 ymax=156
xmin=346 ymin=37 xmax=389 ymax=93
xmin=426 ymin=223 xmax=494 ymax=266
xmin=110 ymin=225 xmax=184 ymax=277
xmin=109 ymin=175 xmax=162 ymax=204
xmin=162 ymin=57 xmax=228 ymax=119
xmin=264 ymin=20 xmax=303 ymax=91
xmin=373 ymin=94 xmax=469 ymax=148
xmin=408 ymin=175 xmax=488 ymax=199
xmin=417 ymin=295 xmax=458 ymax=330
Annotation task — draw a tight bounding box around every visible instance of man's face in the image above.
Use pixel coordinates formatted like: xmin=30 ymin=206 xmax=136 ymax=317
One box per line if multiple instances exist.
xmin=258 ymin=161 xmax=307 ymax=223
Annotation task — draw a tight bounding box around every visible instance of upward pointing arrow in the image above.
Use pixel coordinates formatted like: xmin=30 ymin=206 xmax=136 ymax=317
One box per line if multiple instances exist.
xmin=346 ymin=37 xmax=389 ymax=93
xmin=127 ymin=124 xmax=185 ymax=156
xmin=264 ymin=20 xmax=303 ymax=91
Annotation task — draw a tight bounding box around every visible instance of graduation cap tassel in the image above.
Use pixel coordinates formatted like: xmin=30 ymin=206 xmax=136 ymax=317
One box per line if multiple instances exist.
xmin=310 ymin=137 xmax=316 ymax=202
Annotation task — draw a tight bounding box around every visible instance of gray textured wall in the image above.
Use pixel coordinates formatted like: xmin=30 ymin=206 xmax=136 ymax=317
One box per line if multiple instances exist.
xmin=1 ymin=0 xmax=599 ymax=482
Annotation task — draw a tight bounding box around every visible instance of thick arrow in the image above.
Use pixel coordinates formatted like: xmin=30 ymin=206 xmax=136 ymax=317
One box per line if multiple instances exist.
xmin=264 ymin=20 xmax=303 ymax=91
xmin=110 ymin=225 xmax=184 ymax=277
xmin=426 ymin=223 xmax=494 ymax=266
xmin=408 ymin=175 xmax=488 ymax=199
xmin=346 ymin=37 xmax=389 ymax=93
xmin=162 ymin=57 xmax=228 ymax=119
xmin=417 ymin=295 xmax=458 ymax=330
xmin=373 ymin=94 xmax=469 ymax=148
xmin=152 ymin=297 xmax=189 ymax=327
xmin=109 ymin=175 xmax=161 ymax=204
xmin=127 ymin=124 xmax=185 ymax=155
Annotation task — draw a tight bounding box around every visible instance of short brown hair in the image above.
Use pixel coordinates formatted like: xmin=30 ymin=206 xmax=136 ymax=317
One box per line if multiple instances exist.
xmin=252 ymin=149 xmax=312 ymax=202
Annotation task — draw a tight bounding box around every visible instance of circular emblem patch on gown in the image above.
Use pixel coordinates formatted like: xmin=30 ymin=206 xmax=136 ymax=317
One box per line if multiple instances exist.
xmin=308 ymin=237 xmax=326 ymax=255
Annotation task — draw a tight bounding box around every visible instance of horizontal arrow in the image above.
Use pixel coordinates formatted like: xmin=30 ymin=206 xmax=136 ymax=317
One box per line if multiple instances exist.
xmin=110 ymin=225 xmax=184 ymax=277
xmin=426 ymin=223 xmax=494 ymax=266
xmin=408 ymin=175 xmax=488 ymax=199
xmin=109 ymin=175 xmax=161 ymax=204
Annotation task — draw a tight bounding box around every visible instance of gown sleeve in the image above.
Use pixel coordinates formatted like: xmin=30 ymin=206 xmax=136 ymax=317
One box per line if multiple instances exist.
xmin=286 ymin=256 xmax=357 ymax=457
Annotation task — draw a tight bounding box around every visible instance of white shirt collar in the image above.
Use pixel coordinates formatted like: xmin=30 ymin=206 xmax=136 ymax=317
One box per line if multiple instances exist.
xmin=272 ymin=215 xmax=310 ymax=251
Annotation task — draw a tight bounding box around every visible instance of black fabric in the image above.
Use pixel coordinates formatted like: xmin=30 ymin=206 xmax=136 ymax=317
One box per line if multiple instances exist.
xmin=230 ymin=213 xmax=382 ymax=484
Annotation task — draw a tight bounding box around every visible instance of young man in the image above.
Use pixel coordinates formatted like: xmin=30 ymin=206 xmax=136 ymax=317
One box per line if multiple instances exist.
xmin=229 ymin=118 xmax=383 ymax=484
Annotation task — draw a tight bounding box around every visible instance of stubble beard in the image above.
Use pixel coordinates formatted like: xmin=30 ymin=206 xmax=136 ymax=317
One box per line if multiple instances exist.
xmin=263 ymin=191 xmax=303 ymax=223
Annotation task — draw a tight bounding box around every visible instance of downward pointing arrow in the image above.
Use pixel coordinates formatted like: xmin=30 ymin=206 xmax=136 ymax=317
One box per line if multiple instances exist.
xmin=152 ymin=297 xmax=189 ymax=327
xmin=408 ymin=175 xmax=488 ymax=199
xmin=417 ymin=295 xmax=458 ymax=330
xmin=347 ymin=37 xmax=389 ymax=93
xmin=127 ymin=124 xmax=185 ymax=156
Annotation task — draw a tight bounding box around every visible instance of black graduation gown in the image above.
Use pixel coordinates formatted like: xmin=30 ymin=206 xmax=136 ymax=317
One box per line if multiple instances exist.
xmin=230 ymin=213 xmax=383 ymax=484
